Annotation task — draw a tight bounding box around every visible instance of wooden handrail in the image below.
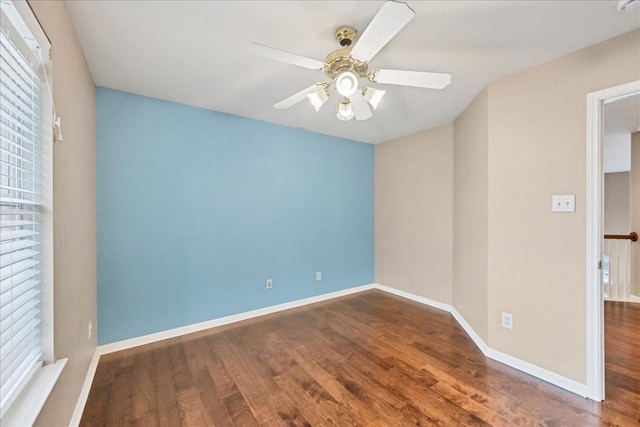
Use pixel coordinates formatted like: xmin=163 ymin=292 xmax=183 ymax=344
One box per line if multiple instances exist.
xmin=604 ymin=232 xmax=638 ymax=242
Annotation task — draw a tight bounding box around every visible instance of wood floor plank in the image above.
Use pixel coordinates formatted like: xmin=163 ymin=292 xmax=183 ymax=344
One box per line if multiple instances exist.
xmin=235 ymin=325 xmax=337 ymax=426
xmin=81 ymin=291 xmax=640 ymax=426
xmin=210 ymin=334 xmax=298 ymax=426
xmin=225 ymin=328 xmax=312 ymax=426
xmin=197 ymin=338 xmax=240 ymax=398
xmin=282 ymin=342 xmax=388 ymax=427
xmin=313 ymin=320 xmax=512 ymax=426
xmin=307 ymin=308 xmax=546 ymax=426
xmin=152 ymin=348 xmax=181 ymax=427
xmin=106 ymin=356 xmax=134 ymax=426
xmin=294 ymin=337 xmax=423 ymax=426
xmin=223 ymin=391 xmax=260 ymax=427
xmin=604 ymin=301 xmax=640 ymax=425
xmin=174 ymin=388 xmax=209 ymax=427
xmin=262 ymin=332 xmax=363 ymax=427
xmin=132 ymin=351 xmax=157 ymax=421
xmin=285 ymin=312 xmax=473 ymax=426
xmin=182 ymin=338 xmax=236 ymax=426
xmin=78 ymin=383 xmax=110 ymax=427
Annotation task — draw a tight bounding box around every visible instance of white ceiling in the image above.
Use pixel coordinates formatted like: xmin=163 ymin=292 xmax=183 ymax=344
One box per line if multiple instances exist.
xmin=603 ymin=93 xmax=639 ymax=173
xmin=65 ymin=1 xmax=640 ymax=144
xmin=605 ymin=94 xmax=640 ymax=134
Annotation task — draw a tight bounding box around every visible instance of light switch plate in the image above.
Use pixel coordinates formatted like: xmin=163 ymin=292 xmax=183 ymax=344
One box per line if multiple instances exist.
xmin=552 ymin=195 xmax=575 ymax=212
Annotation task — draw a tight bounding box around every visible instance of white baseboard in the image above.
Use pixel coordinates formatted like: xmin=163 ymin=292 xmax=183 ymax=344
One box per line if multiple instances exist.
xmin=373 ymin=283 xmax=587 ymax=398
xmin=485 ymin=347 xmax=587 ymax=397
xmin=97 ymin=283 xmax=376 ymax=355
xmin=604 ymin=294 xmax=640 ymax=303
xmin=69 ymin=350 xmax=100 ymax=427
xmin=74 ymin=282 xmax=587 ymax=423
xmin=374 ymin=284 xmax=452 ymax=312
xmin=450 ymin=307 xmax=488 ymax=354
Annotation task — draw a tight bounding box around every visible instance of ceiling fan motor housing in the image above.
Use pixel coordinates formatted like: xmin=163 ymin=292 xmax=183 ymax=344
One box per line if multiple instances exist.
xmin=335 ymin=25 xmax=357 ymax=47
xmin=327 ymin=26 xmax=369 ymax=80
xmin=324 ymin=48 xmax=369 ymax=79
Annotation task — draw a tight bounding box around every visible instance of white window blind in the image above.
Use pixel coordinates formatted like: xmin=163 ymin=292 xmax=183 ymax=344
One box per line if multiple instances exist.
xmin=0 ymin=1 xmax=50 ymax=417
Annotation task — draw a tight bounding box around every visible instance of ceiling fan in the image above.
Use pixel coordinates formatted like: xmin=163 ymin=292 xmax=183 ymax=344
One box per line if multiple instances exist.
xmin=247 ymin=0 xmax=452 ymax=122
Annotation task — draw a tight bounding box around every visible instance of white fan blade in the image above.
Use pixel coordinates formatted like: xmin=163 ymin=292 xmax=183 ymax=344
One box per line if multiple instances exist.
xmin=274 ymin=83 xmax=324 ymax=109
xmin=349 ymin=1 xmax=415 ymax=63
xmin=247 ymin=43 xmax=325 ymax=70
xmin=373 ymin=69 xmax=452 ymax=89
xmin=350 ymin=93 xmax=373 ymax=121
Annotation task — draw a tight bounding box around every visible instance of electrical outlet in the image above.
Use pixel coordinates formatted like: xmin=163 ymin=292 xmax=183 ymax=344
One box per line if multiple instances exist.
xmin=266 ymin=279 xmax=273 ymax=289
xmin=316 ymin=271 xmax=322 ymax=281
xmin=88 ymin=321 xmax=93 ymax=340
xmin=501 ymin=312 xmax=513 ymax=329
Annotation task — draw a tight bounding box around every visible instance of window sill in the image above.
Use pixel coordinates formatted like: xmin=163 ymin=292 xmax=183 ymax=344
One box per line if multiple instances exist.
xmin=1 ymin=358 xmax=67 ymax=427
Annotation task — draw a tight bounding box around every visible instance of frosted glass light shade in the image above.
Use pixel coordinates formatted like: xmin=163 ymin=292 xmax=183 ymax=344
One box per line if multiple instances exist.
xmin=336 ymin=71 xmax=358 ymax=97
xmin=363 ymin=87 xmax=386 ymax=109
xmin=307 ymin=87 xmax=329 ymax=111
xmin=336 ymin=97 xmax=354 ymax=121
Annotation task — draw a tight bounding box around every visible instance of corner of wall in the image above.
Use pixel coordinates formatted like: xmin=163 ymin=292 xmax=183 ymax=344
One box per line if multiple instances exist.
xmin=375 ymin=124 xmax=454 ymax=305
xmin=452 ymin=87 xmax=489 ymax=343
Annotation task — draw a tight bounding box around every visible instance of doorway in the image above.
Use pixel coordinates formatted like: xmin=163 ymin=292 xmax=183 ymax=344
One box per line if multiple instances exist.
xmin=586 ymin=80 xmax=640 ymax=401
xmin=603 ymin=95 xmax=639 ymax=302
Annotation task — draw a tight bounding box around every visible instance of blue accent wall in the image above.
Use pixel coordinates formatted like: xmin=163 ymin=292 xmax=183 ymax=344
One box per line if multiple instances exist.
xmin=96 ymin=88 xmax=374 ymax=344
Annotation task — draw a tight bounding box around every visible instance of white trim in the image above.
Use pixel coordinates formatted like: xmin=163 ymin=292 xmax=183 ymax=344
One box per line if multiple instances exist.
xmin=370 ymin=286 xmax=490 ymax=354
xmin=68 ymin=351 xmax=100 ymax=427
xmin=485 ymin=348 xmax=587 ymax=397
xmin=450 ymin=307 xmax=488 ymax=354
xmin=74 ymin=282 xmax=587 ymax=422
xmin=605 ymin=295 xmax=640 ymax=303
xmin=586 ymin=80 xmax=640 ymax=402
xmin=1 ymin=0 xmax=51 ymax=53
xmin=374 ymin=284 xmax=452 ymax=312
xmin=0 ymin=359 xmax=67 ymax=427
xmin=373 ymin=284 xmax=585 ymax=398
xmin=40 ymin=59 xmax=55 ymax=365
xmin=98 ymin=284 xmax=376 ymax=355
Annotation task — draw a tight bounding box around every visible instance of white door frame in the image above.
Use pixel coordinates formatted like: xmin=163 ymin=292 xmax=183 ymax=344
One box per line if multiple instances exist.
xmin=586 ymin=80 xmax=640 ymax=401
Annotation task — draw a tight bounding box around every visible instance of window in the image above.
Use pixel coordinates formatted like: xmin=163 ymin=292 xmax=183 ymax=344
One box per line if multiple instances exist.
xmin=0 ymin=0 xmax=54 ymax=420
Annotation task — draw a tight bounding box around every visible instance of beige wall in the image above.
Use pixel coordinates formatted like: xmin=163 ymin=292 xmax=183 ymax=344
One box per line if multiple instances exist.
xmin=28 ymin=2 xmax=97 ymax=426
xmin=604 ymin=172 xmax=630 ymax=235
xmin=453 ymin=88 xmax=489 ymax=341
xmin=375 ymin=29 xmax=639 ymax=386
xmin=487 ymin=30 xmax=640 ymax=383
xmin=632 ymin=132 xmax=640 ymax=297
xmin=375 ymin=124 xmax=454 ymax=304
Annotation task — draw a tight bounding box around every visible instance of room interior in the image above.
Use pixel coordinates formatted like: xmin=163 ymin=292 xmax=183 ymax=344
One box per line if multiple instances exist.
xmin=0 ymin=0 xmax=639 ymax=426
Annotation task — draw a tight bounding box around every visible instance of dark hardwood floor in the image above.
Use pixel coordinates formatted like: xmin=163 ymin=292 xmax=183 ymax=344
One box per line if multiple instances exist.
xmin=604 ymin=300 xmax=640 ymax=425
xmin=80 ymin=291 xmax=640 ymax=426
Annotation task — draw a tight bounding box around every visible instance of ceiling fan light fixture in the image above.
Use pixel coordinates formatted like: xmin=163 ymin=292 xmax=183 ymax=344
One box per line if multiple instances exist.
xmin=336 ymin=97 xmax=354 ymax=121
xmin=251 ymin=0 xmax=453 ymax=123
xmin=336 ymin=70 xmax=359 ymax=97
xmin=363 ymin=87 xmax=386 ymax=109
xmin=307 ymin=86 xmax=329 ymax=111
